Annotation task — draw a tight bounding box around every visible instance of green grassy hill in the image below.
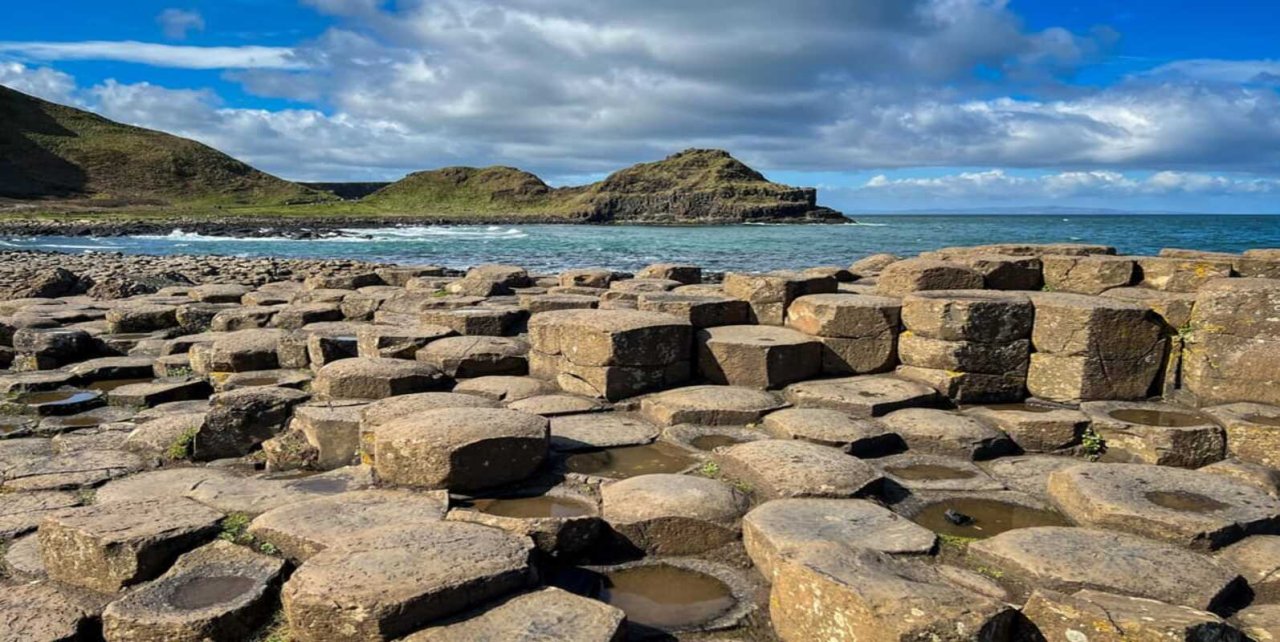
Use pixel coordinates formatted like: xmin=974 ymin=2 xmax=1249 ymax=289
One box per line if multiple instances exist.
xmin=363 ymin=149 xmax=844 ymax=223
xmin=0 ymin=85 xmax=326 ymax=206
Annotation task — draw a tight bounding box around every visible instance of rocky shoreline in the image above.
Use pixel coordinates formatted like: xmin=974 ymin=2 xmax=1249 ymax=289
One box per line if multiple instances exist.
xmin=3 ymin=242 xmax=1280 ymax=641
xmin=0 ymin=212 xmax=854 ymax=240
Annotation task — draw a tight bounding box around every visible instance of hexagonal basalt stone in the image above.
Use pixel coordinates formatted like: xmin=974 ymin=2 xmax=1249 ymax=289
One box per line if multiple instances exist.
xmin=962 ymin=403 xmax=1088 ymax=454
xmin=722 ymin=271 xmax=837 ymax=325
xmin=355 ymin=324 xmax=454 ymax=360
xmin=548 ymin=412 xmax=658 ymax=451
xmin=0 ymin=490 xmax=80 ymax=539
xmin=1022 ymin=588 xmax=1239 ymax=642
xmin=1183 ymin=279 xmax=1280 ymax=406
xmin=782 ymin=374 xmax=939 ymax=417
xmin=638 ymin=385 xmax=787 ymax=426
xmin=528 ymin=309 xmax=692 ymax=368
xmin=39 ymin=497 xmax=223 ymax=593
xmin=101 ymin=540 xmax=285 ymax=642
xmin=696 ymin=325 xmax=822 ymax=390
xmin=188 ymin=329 xmax=286 ymax=374
xmin=416 ymin=336 xmax=529 ymax=378
xmin=743 ymin=498 xmax=936 ymax=580
xmin=402 ymin=587 xmax=626 ymax=642
xmin=1047 ymin=463 xmax=1280 ymax=550
xmin=1041 ymin=254 xmax=1135 ymax=294
xmin=282 ymin=522 xmax=534 ymax=642
xmin=770 ymin=544 xmax=1015 ymax=642
xmin=452 ymin=376 xmax=556 ymax=403
xmin=761 ymin=407 xmax=902 ymax=457
xmin=874 ymin=453 xmax=1006 ymax=493
xmin=914 ymin=297 xmax=1021 ymax=336
xmin=420 ymin=306 xmax=527 ymax=336
xmin=1081 ymin=401 xmax=1226 ymax=468
xmin=189 ymin=284 xmax=250 ymax=304
xmin=3 ymin=448 xmax=146 ymax=491
xmin=636 ymin=293 xmax=750 ymax=327
xmin=375 ymin=407 xmax=549 ymax=491
xmin=193 ymin=386 xmax=311 ymax=460
xmin=1217 ymin=535 xmax=1280 ymax=602
xmin=785 ymin=293 xmax=902 ymax=339
xmin=879 ymin=408 xmax=1015 ymax=460
xmin=249 ymin=489 xmax=448 ymax=562
xmin=109 ymin=378 xmax=211 ymax=408
xmin=967 ymin=527 xmax=1245 ymax=613
xmin=874 ymin=258 xmax=985 ymax=298
xmin=313 ymin=357 xmax=448 ymax=400
xmin=1027 ymin=293 xmax=1165 ymax=402
xmin=715 ymin=439 xmax=882 ymax=500
xmin=601 ymin=473 xmax=748 ymax=555
xmin=0 ymin=581 xmax=99 ymax=642
xmin=1202 ymin=402 xmax=1280 ymax=468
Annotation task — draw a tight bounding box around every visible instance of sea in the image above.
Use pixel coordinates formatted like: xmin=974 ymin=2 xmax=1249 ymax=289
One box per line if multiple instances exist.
xmin=3 ymin=215 xmax=1278 ymax=273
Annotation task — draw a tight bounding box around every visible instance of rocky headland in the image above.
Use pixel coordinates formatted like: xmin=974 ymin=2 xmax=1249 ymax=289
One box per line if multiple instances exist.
xmin=2 ymin=243 xmax=1280 ymax=641
xmin=2 ymin=84 xmax=845 ymax=227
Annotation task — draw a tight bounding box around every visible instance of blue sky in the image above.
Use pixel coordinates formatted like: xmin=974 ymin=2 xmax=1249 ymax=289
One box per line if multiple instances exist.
xmin=2 ymin=0 xmax=1279 ymax=213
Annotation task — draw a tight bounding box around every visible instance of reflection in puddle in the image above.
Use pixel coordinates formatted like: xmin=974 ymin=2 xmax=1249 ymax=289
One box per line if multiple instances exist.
xmin=912 ymin=497 xmax=1070 ymax=539
xmin=471 ymin=495 xmax=594 ymax=518
xmin=884 ymin=463 xmax=978 ymax=481
xmin=87 ymin=378 xmax=154 ymax=393
xmin=600 ymin=565 xmax=735 ymax=630
xmin=1109 ymin=408 xmax=1205 ymax=427
xmin=19 ymin=390 xmax=100 ymax=406
xmin=565 ymin=442 xmax=697 ymax=479
xmin=689 ymin=434 xmax=744 ymax=452
xmin=170 ymin=575 xmax=256 ymax=610
xmin=1145 ymin=490 xmax=1231 ymax=513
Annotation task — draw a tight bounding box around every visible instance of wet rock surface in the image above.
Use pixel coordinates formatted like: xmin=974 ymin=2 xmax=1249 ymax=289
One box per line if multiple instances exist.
xmin=0 ymin=243 xmax=1278 ymax=640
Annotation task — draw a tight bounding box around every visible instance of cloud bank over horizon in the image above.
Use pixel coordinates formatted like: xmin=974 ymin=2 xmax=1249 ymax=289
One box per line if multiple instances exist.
xmin=1 ymin=0 xmax=1278 ymax=213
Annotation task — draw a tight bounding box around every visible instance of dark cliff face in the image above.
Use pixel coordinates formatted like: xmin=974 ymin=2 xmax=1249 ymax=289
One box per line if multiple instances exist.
xmin=578 ymin=149 xmax=845 ymax=222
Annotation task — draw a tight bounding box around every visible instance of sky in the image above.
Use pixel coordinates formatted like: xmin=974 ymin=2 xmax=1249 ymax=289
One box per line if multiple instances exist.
xmin=1 ymin=0 xmax=1278 ymax=214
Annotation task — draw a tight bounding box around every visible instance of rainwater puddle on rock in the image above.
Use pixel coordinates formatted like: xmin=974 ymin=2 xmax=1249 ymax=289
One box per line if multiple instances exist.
xmin=884 ymin=464 xmax=978 ymax=481
xmin=0 ymin=416 xmax=32 ymax=436
xmin=689 ymin=434 xmax=744 ymax=452
xmin=106 ymin=333 xmax=157 ymax=341
xmin=170 ymin=575 xmax=256 ymax=610
xmin=1243 ymin=414 xmax=1280 ymax=427
xmin=912 ymin=497 xmax=1070 ymax=539
xmin=600 ymin=565 xmax=735 ymax=631
xmin=52 ymin=414 xmax=109 ymax=428
xmin=19 ymin=390 xmax=100 ymax=406
xmin=1109 ymin=408 xmax=1205 ymax=427
xmin=87 ymin=378 xmax=154 ymax=393
xmin=1145 ymin=490 xmax=1231 ymax=513
xmin=471 ymin=495 xmax=594 ymax=519
xmin=285 ymin=476 xmax=349 ymax=494
xmin=977 ymin=403 xmax=1057 ymax=414
xmin=565 ymin=442 xmax=697 ymax=479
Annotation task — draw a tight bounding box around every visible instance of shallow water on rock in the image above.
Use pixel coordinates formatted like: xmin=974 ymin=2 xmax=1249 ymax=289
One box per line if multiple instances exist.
xmin=0 ymin=416 xmax=32 ymax=436
xmin=471 ymin=495 xmax=594 ymax=518
xmin=170 ymin=576 xmax=256 ymax=610
xmin=1243 ymin=413 xmax=1280 ymax=427
xmin=87 ymin=378 xmax=154 ymax=393
xmin=565 ymin=442 xmax=697 ymax=479
xmin=689 ymin=434 xmax=745 ymax=452
xmin=1145 ymin=490 xmax=1231 ymax=513
xmin=600 ymin=565 xmax=735 ymax=630
xmin=1108 ymin=408 xmax=1205 ymax=427
xmin=18 ymin=390 xmax=99 ymax=406
xmin=884 ymin=463 xmax=978 ymax=481
xmin=975 ymin=403 xmax=1057 ymax=414
xmin=912 ymin=497 xmax=1071 ymax=539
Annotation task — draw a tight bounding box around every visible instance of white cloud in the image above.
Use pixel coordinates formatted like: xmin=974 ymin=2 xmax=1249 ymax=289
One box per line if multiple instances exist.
xmin=157 ymin=9 xmax=205 ymax=40
xmin=1147 ymin=59 xmax=1280 ymax=85
xmin=0 ymin=41 xmax=304 ymax=70
xmin=0 ymin=62 xmax=77 ymax=104
xmin=858 ymin=169 xmax=1280 ymax=200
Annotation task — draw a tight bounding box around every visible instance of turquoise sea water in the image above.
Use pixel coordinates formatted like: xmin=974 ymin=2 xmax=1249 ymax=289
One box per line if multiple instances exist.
xmin=4 ymin=215 xmax=1278 ymax=272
